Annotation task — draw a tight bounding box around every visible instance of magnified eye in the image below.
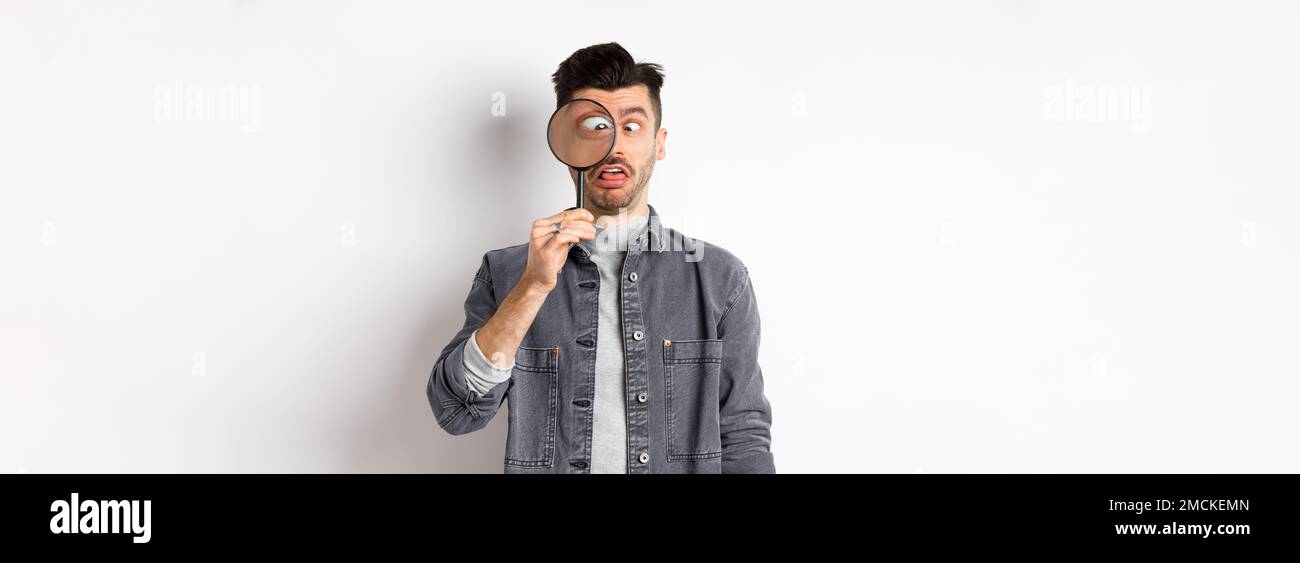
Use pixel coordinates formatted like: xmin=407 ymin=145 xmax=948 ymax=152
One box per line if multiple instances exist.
xmin=581 ymin=115 xmax=613 ymax=131
xmin=624 ymin=122 xmax=641 ymax=132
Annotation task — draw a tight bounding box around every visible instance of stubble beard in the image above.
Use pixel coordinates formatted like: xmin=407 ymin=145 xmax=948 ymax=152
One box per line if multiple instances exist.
xmin=588 ymin=148 xmax=655 ymax=214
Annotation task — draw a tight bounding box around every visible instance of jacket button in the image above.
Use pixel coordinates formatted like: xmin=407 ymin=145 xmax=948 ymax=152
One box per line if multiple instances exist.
xmin=632 ymin=330 xmax=643 ymax=341
xmin=638 ymin=452 xmax=649 ymax=463
xmin=628 ymin=272 xmax=638 ymax=282
xmin=637 ymin=392 xmax=648 ymax=402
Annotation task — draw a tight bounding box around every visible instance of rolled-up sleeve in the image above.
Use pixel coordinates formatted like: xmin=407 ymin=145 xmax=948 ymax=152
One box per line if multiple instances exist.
xmin=463 ymin=327 xmax=514 ymax=395
xmin=716 ymin=265 xmax=776 ymax=473
xmin=427 ymin=254 xmax=511 ymax=436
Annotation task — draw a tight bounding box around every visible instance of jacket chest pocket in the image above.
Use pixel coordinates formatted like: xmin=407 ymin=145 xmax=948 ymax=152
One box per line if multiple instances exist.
xmin=504 ymin=345 xmax=558 ymax=468
xmin=663 ymin=338 xmax=723 ymax=461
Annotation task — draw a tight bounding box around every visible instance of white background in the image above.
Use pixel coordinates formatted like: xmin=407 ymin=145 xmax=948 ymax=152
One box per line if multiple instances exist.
xmin=2 ymin=1 xmax=1297 ymax=473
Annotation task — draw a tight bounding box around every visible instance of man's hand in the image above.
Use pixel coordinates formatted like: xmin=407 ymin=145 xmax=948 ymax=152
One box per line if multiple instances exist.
xmin=520 ymin=207 xmax=596 ymax=293
xmin=471 ymin=207 xmax=596 ymax=370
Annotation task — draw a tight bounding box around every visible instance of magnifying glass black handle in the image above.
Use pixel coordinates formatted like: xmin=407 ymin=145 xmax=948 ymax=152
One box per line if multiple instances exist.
xmin=564 ymin=171 xmax=585 ymax=212
xmin=564 ymin=171 xmax=587 ymax=246
xmin=575 ymin=168 xmax=585 ymax=210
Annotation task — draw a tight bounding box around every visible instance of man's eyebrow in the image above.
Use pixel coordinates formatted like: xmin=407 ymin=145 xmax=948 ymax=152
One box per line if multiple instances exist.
xmin=619 ymin=106 xmax=648 ymax=119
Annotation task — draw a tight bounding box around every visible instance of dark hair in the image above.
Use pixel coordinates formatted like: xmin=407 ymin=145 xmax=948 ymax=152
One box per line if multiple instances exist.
xmin=552 ymin=42 xmax=665 ymax=129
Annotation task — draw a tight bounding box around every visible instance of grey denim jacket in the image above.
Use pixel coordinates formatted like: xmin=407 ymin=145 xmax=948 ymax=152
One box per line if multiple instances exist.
xmin=426 ymin=204 xmax=775 ymax=474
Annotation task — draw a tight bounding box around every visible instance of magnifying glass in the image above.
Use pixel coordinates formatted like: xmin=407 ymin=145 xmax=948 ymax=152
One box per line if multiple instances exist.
xmin=546 ymin=98 xmax=617 ymax=210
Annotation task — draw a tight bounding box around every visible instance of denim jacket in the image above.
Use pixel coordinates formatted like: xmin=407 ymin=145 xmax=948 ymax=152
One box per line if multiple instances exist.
xmin=426 ymin=204 xmax=775 ymax=474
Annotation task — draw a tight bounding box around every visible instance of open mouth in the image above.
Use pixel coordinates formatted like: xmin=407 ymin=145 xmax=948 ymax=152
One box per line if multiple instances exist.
xmin=592 ymin=165 xmax=629 ymax=189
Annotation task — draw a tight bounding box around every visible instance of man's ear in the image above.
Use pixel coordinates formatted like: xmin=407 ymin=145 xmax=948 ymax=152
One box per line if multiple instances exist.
xmin=656 ymin=127 xmax=667 ymax=160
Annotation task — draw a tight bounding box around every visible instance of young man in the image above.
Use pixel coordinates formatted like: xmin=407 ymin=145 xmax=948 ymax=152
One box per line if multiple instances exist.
xmin=426 ymin=42 xmax=775 ymax=474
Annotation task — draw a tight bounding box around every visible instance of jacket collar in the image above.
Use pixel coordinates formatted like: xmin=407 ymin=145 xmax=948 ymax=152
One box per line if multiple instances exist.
xmin=638 ymin=203 xmax=667 ymax=252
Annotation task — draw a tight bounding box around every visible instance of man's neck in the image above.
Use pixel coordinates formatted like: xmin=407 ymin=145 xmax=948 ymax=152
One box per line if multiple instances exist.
xmin=589 ymin=203 xmax=649 ymax=229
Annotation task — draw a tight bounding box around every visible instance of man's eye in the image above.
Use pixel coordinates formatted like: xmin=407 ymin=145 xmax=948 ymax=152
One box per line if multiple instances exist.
xmin=624 ymin=122 xmax=641 ymax=132
xmin=581 ymin=116 xmax=612 ymax=131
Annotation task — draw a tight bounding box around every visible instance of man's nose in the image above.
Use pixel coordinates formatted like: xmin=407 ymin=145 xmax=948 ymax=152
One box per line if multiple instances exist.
xmin=608 ymin=131 xmax=626 ymax=160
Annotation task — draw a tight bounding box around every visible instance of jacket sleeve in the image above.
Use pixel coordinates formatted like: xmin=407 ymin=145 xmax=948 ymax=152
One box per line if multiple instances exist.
xmin=716 ymin=265 xmax=777 ymax=473
xmin=427 ymin=253 xmax=512 ymax=436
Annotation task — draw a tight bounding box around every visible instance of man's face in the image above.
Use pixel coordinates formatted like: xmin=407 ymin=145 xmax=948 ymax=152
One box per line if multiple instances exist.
xmin=567 ymin=85 xmax=667 ymax=215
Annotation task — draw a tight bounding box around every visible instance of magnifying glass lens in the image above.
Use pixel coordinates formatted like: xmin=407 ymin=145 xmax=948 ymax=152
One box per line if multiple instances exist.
xmin=547 ymin=99 xmax=616 ymax=170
